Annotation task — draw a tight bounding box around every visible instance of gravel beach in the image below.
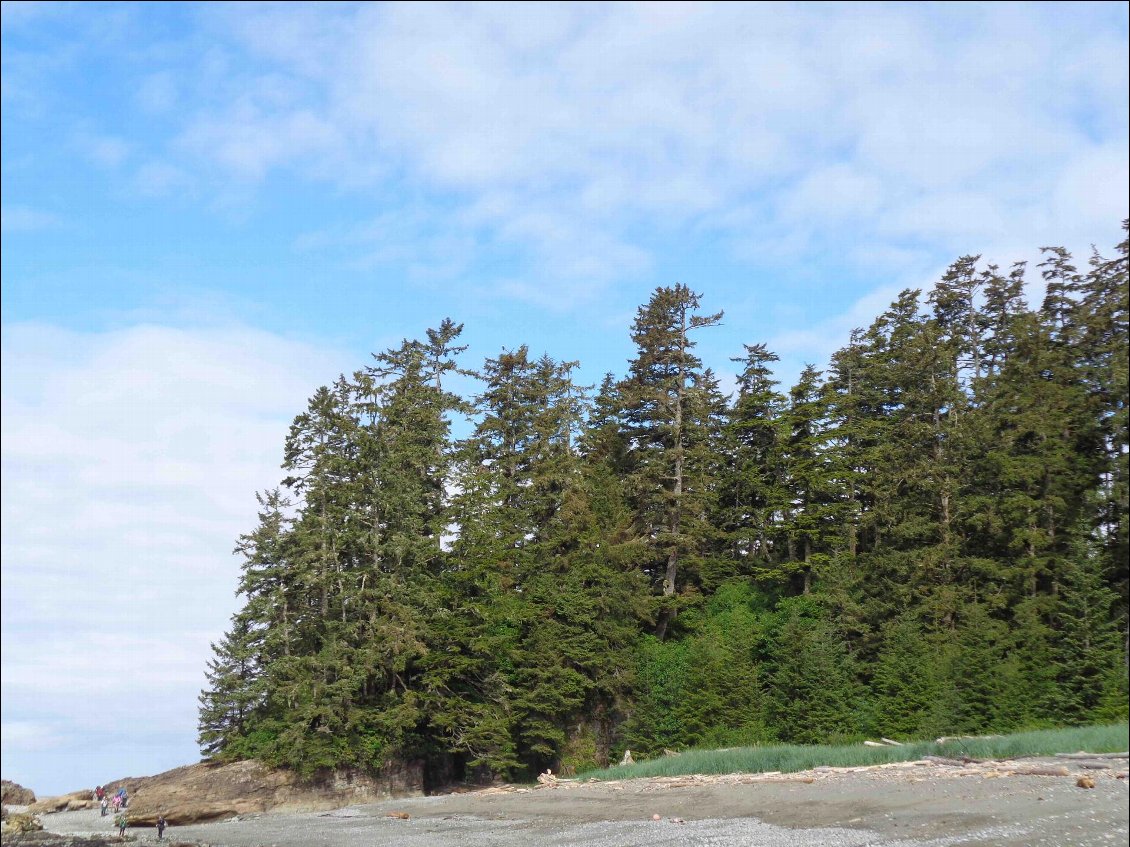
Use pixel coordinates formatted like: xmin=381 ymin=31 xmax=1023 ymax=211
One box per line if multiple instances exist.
xmin=33 ymin=758 xmax=1129 ymax=847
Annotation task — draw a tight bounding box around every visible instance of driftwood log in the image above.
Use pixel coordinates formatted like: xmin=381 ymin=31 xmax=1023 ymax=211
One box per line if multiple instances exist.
xmin=1009 ymin=766 xmax=1071 ymax=777
xmin=1053 ymin=751 xmax=1129 ymax=760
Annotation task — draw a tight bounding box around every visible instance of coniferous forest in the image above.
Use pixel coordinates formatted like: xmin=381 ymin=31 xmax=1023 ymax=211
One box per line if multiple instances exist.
xmin=199 ymin=225 xmax=1129 ymax=784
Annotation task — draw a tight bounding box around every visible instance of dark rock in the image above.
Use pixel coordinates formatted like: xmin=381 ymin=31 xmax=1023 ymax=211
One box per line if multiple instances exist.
xmin=96 ymin=759 xmax=423 ymax=826
xmin=0 ymin=783 xmax=36 ymax=806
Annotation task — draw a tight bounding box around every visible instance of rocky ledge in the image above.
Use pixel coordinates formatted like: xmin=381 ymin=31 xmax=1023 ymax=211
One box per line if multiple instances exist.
xmin=0 ymin=784 xmax=36 ymax=807
xmin=26 ymin=793 xmax=95 ymax=815
xmin=75 ymin=758 xmax=421 ymax=827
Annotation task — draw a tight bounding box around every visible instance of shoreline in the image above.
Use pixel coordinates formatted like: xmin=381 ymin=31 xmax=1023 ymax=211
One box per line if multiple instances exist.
xmin=23 ymin=756 xmax=1129 ymax=847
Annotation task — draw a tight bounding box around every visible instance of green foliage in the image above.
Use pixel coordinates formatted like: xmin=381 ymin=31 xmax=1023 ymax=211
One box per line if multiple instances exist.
xmin=585 ymin=723 xmax=1130 ymax=780
xmin=868 ymin=616 xmax=944 ymax=739
xmin=762 ymin=597 xmax=862 ymax=743
xmin=558 ymin=725 xmax=600 ymax=775
xmin=624 ymin=581 xmax=772 ymax=754
xmin=199 ymin=227 xmax=1129 ymax=785
xmin=933 ymin=603 xmax=1009 ymax=734
xmin=1053 ymin=544 xmax=1126 ymax=721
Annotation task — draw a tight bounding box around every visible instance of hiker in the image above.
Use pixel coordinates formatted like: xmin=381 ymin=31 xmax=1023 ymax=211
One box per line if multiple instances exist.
xmin=110 ymin=794 xmax=121 ymax=813
xmin=156 ymin=815 xmax=167 ymax=840
xmin=95 ymin=786 xmax=105 ymax=802
xmin=115 ymin=811 xmax=129 ymax=837
xmin=100 ymin=797 xmax=109 ymax=817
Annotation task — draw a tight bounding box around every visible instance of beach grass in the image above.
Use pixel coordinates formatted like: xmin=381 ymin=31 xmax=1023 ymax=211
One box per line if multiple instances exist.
xmin=581 ymin=723 xmax=1129 ymax=781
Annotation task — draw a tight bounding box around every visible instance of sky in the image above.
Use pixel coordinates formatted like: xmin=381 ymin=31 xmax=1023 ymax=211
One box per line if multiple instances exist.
xmin=2 ymin=1 xmax=1127 ymax=795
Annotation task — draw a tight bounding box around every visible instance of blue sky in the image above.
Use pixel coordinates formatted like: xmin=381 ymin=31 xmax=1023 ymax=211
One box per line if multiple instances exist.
xmin=2 ymin=1 xmax=1127 ymax=795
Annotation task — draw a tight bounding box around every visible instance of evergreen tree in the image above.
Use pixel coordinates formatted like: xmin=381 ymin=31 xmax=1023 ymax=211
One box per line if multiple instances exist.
xmin=1076 ymin=223 xmax=1129 ymax=668
xmin=934 ymin=604 xmax=1007 ymax=734
xmin=779 ymin=364 xmax=842 ymax=595
xmin=869 ymin=616 xmax=943 ymax=739
xmin=718 ymin=344 xmax=789 ymax=583
xmin=198 ymin=613 xmax=261 ymax=758
xmin=618 ymin=284 xmax=722 ymax=638
xmin=1053 ymin=537 xmax=1126 ymax=721
xmin=762 ymin=598 xmax=860 ymax=743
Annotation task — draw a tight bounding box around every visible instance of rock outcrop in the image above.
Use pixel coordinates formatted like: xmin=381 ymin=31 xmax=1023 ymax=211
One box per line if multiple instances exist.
xmin=27 ymin=792 xmax=95 ymax=815
xmin=0 ymin=781 xmax=36 ymax=806
xmin=1 ymin=811 xmax=43 ymax=834
xmin=1 ymin=833 xmax=164 ymax=847
xmin=98 ymin=759 xmax=422 ymax=826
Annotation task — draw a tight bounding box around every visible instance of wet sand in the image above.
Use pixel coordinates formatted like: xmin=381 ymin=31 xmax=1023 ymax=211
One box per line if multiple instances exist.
xmin=35 ymin=759 xmax=1129 ymax=847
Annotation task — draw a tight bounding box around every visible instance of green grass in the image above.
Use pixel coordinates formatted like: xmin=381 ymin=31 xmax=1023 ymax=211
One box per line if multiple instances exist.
xmin=580 ymin=724 xmax=1129 ymax=781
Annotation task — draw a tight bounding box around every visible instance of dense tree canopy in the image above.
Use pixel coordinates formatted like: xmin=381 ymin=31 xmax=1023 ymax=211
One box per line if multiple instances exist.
xmin=201 ymin=225 xmax=1129 ymax=783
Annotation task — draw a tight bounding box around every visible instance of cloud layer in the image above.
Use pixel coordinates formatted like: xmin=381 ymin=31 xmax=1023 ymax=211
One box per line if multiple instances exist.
xmin=7 ymin=3 xmax=1123 ymax=299
xmin=182 ymin=3 xmax=1128 ymax=288
xmin=1 ymin=322 xmax=347 ymax=793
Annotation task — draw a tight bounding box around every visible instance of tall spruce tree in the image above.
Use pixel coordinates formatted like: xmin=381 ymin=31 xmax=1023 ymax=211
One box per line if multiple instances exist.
xmin=198 ymin=613 xmax=261 ymax=758
xmin=618 ymin=284 xmax=722 ymax=638
xmin=718 ymin=344 xmax=789 ymax=583
xmin=1076 ymin=222 xmax=1129 ymax=670
xmin=779 ymin=364 xmax=843 ymax=595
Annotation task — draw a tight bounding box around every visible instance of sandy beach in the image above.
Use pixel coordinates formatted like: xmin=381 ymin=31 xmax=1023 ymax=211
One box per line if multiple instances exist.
xmin=31 ymin=758 xmax=1129 ymax=847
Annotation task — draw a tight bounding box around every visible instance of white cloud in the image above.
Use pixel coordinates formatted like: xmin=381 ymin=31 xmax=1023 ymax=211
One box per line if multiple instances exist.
xmin=134 ymin=159 xmax=193 ymax=196
xmin=10 ymin=4 xmax=1121 ymax=300
xmin=180 ymin=102 xmax=342 ymax=184
xmin=1 ymin=205 xmax=59 ymax=232
xmin=294 ymin=205 xmax=479 ymax=281
xmin=1 ymin=322 xmax=349 ymax=793
xmin=1052 ymin=141 xmax=1130 ymax=235
xmin=81 ymin=134 xmax=131 ymax=168
xmin=145 ymin=2 xmax=1123 ymax=298
xmin=136 ymin=70 xmax=177 ymax=114
xmin=0 ymin=1 xmax=55 ymax=27
xmin=767 ymin=283 xmax=907 ymax=388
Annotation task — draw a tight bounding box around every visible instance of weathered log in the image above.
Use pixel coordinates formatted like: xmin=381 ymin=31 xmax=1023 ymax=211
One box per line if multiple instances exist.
xmin=923 ymin=755 xmax=967 ymax=767
xmin=1080 ymin=763 xmax=1112 ymax=770
xmin=1008 ymin=766 xmax=1071 ymax=777
xmin=880 ymin=738 xmax=903 ymax=746
xmin=1053 ymin=751 xmax=1129 ymax=760
xmin=935 ymin=734 xmax=1002 ymax=744
xmin=863 ymin=741 xmax=886 ymax=748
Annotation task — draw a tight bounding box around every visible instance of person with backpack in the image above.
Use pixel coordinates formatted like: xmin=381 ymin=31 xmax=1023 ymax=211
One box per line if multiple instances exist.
xmin=156 ymin=815 xmax=167 ymax=840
